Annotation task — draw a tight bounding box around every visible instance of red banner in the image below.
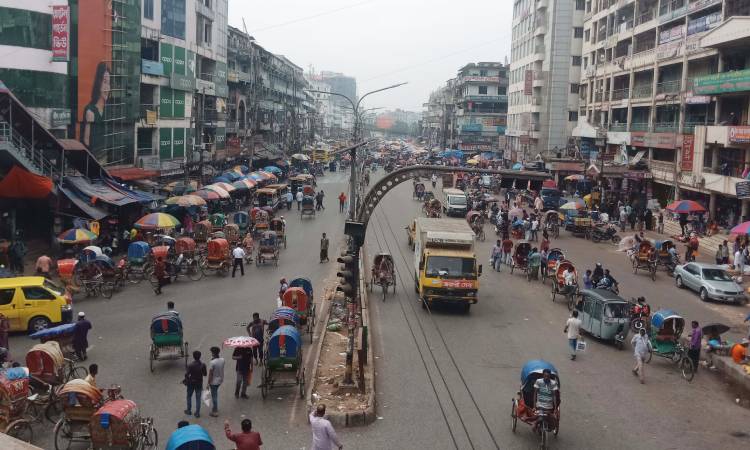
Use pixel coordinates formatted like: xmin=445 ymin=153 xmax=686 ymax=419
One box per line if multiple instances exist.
xmin=681 ymin=135 xmax=694 ymax=171
xmin=524 ymin=70 xmax=533 ymax=96
xmin=51 ymin=6 xmax=69 ymax=62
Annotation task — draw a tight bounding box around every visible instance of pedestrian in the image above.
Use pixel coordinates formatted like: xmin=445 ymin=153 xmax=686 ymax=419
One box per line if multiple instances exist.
xmin=279 ymin=278 xmax=288 ymax=297
xmin=490 ymin=240 xmax=502 ymax=271
xmin=285 ymin=191 xmax=293 ymax=210
xmin=167 ymin=301 xmax=179 ymax=316
xmin=232 ymin=347 xmax=252 ymax=399
xmin=315 ymin=192 xmax=323 ymax=211
xmin=320 ymin=233 xmax=330 ymax=263
xmin=540 ymin=231 xmax=550 ymax=252
xmin=679 ymin=214 xmax=688 ymax=236
xmin=296 ymin=189 xmax=304 ymax=210
xmin=231 ymin=243 xmax=245 ymax=277
xmin=84 ymin=363 xmax=98 ymax=388
xmin=318 ymin=190 xmax=325 ymax=210
xmin=122 ymin=229 xmax=131 ymax=253
xmin=35 ymin=254 xmax=53 ymax=277
xmin=530 ymin=216 xmax=539 ymax=242
xmin=9 ymin=239 xmax=26 ymax=274
xmin=309 ymin=404 xmax=343 ymax=450
xmin=338 ymin=192 xmax=347 ymax=213
xmin=184 ymin=350 xmax=207 ymax=418
xmin=564 ymin=311 xmax=582 ymax=361
xmin=225 ymin=418 xmax=263 ymax=450
xmin=501 ymin=236 xmax=513 ymax=267
xmin=644 ymin=208 xmax=653 ymax=231
xmin=153 ymin=256 xmax=169 ymax=295
xmin=631 ymin=328 xmax=652 ymax=384
xmin=110 ymin=234 xmax=119 ymax=255
xmin=628 ymin=210 xmax=636 ymax=231
xmin=246 ymin=313 xmax=266 ymax=364
xmin=657 ymin=210 xmax=664 ymax=234
xmin=721 ymin=240 xmax=730 ymax=264
xmin=73 ymin=312 xmax=92 ymax=361
xmin=582 ymin=269 xmax=593 ymax=289
xmin=619 ymin=207 xmax=627 ymax=232
xmin=208 ymin=346 xmax=225 ymax=417
xmin=689 ymin=320 xmax=702 ymax=372
xmin=716 ymin=243 xmax=724 ymax=265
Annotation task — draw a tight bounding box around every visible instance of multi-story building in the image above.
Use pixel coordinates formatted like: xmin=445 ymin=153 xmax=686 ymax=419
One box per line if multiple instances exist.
xmin=422 ymin=83 xmax=456 ymax=149
xmin=507 ymin=0 xmax=585 ymax=163
xmin=320 ymin=71 xmax=357 ymax=106
xmin=453 ymin=62 xmax=509 ymax=154
xmin=577 ymin=0 xmax=750 ymax=223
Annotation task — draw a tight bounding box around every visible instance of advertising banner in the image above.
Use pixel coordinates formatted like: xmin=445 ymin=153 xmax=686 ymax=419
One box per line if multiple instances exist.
xmin=524 ymin=70 xmax=533 ymax=96
xmin=172 ymin=128 xmax=185 ymax=158
xmin=51 ymin=6 xmax=69 ymax=61
xmin=681 ymin=135 xmax=695 ymax=171
xmin=694 ymin=69 xmax=750 ymax=95
xmin=729 ymin=126 xmax=750 ymax=145
xmin=159 ymin=128 xmax=173 ymax=160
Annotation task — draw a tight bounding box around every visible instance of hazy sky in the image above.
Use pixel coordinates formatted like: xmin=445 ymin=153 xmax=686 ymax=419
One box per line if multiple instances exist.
xmin=228 ymin=0 xmax=513 ymax=112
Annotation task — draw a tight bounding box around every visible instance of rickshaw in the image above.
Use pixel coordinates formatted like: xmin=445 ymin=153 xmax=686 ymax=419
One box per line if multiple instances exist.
xmin=232 ymin=211 xmax=250 ymax=234
xmin=423 ymin=198 xmax=442 ymax=218
xmin=174 ymin=237 xmax=203 ymax=280
xmin=544 ymin=210 xmax=560 ymax=239
xmin=253 ymin=209 xmax=271 ymax=237
xmin=370 ymin=253 xmax=396 ymax=301
xmin=125 ymin=241 xmax=151 ymax=284
xmin=93 ymin=255 xmax=125 ymax=291
xmin=510 ymin=360 xmax=560 ymax=450
xmin=301 ymin=196 xmax=316 ymax=218
xmin=256 ymin=231 xmax=280 ymax=266
xmin=0 ymin=367 xmax=33 ymax=442
xmin=423 ymin=191 xmax=435 ymax=203
xmin=57 ymin=258 xmax=78 ymax=286
xmin=201 ymin=238 xmax=230 ymax=276
xmin=89 ymin=399 xmax=158 ymax=449
xmin=413 ymin=182 xmax=425 ymax=200
xmin=255 ymin=188 xmax=280 ymax=210
xmin=550 ymin=259 xmax=578 ymax=309
xmin=194 ymin=220 xmax=212 ymax=242
xmin=25 ymin=341 xmax=84 ymax=424
xmin=209 ymin=213 xmax=226 ymax=231
xmin=267 ymin=307 xmax=299 ymax=335
xmin=166 ymin=424 xmax=214 ymax=450
xmin=53 ymin=379 xmax=103 ymax=449
xmin=269 ymin=218 xmax=287 ymax=248
xmin=632 ymin=240 xmax=657 ymax=281
xmin=646 ymin=309 xmax=695 ymax=381
xmin=260 ymin=325 xmax=305 ymax=399
xmin=282 ymin=287 xmax=315 ymax=341
xmin=303 ymin=185 xmax=315 ymax=196
xmin=223 ymin=223 xmax=241 ymax=245
xmin=289 ymin=277 xmax=314 ymax=304
xmin=466 ymin=211 xmax=485 ymax=241
xmin=541 ymin=248 xmax=565 ymax=283
xmin=656 ymin=240 xmax=676 ymax=272
xmin=510 ymin=242 xmax=532 ymax=276
xmin=149 ymin=312 xmax=188 ymax=372
xmin=564 ymin=211 xmax=592 ymax=239
xmin=574 ymin=289 xmax=630 ymax=349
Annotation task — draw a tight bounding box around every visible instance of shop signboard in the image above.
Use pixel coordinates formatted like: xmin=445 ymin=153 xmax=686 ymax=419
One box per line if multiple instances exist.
xmin=172 ymin=128 xmax=185 ymax=158
xmin=51 ymin=6 xmax=70 ymax=62
xmin=463 ymin=76 xmax=501 ymax=83
xmin=159 ymin=128 xmax=173 ymax=160
xmin=681 ymin=135 xmax=695 ymax=171
xmin=50 ymin=109 xmax=71 ymax=128
xmin=524 ymin=70 xmax=533 ymax=95
xmin=694 ymin=69 xmax=750 ymax=95
xmin=631 ymin=132 xmax=677 ymax=149
xmin=624 ymin=171 xmax=653 ymax=180
xmin=736 ymin=181 xmax=750 ymax=200
xmin=728 ymin=126 xmax=750 ymax=145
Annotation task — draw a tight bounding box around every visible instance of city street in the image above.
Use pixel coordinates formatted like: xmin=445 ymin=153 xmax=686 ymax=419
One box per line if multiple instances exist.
xmin=11 ymin=168 xmax=750 ymax=449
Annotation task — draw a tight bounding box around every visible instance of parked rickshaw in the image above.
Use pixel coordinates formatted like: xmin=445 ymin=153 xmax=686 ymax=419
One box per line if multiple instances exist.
xmin=232 ymin=211 xmax=250 ymax=234
xmin=194 ymin=220 xmax=212 ymax=242
xmin=53 ymin=379 xmax=103 ymax=449
xmin=174 ymin=237 xmax=203 ymax=280
xmin=646 ymin=309 xmax=695 ymax=381
xmin=166 ymin=424 xmax=214 ymax=450
xmin=423 ymin=191 xmax=435 ymax=203
xmin=30 ymin=323 xmax=79 ymax=358
xmin=57 ymin=258 xmax=78 ymax=286
xmin=255 ymin=188 xmax=280 ymax=210
xmin=0 ymin=367 xmax=33 ymax=442
xmin=550 ymin=259 xmax=577 ymax=308
xmin=125 ymin=241 xmax=151 ymax=284
xmin=413 ymin=182 xmax=425 ymax=200
xmin=223 ymin=223 xmax=241 ymax=245
xmin=656 ymin=240 xmax=676 ymax=272
xmin=466 ymin=211 xmax=485 ymax=241
xmin=267 ymin=307 xmax=299 ymax=335
xmin=632 ymin=240 xmax=657 ymax=281
xmin=289 ymin=277 xmax=314 ymax=305
xmin=301 ymin=196 xmax=316 ymax=219
xmin=510 ymin=242 xmax=532 ymax=275
xmin=260 ymin=325 xmax=305 ymax=399
xmin=510 ymin=360 xmax=560 ymax=450
xmin=269 ymin=218 xmax=287 ymax=248
xmin=256 ymin=232 xmax=280 ymax=266
xmin=209 ymin=213 xmax=226 ymax=231
xmin=25 ymin=341 xmax=84 ymax=424
xmin=564 ymin=211 xmax=592 ymax=238
xmin=282 ymin=287 xmax=315 ymax=341
xmin=149 ymin=312 xmax=188 ymax=373
xmin=370 ymin=253 xmax=396 ymax=301
xmin=423 ymin=198 xmax=442 ymax=218
xmin=89 ymin=399 xmax=158 ymax=449
xmin=303 ymin=185 xmax=315 ymax=196
xmin=253 ymin=209 xmax=271 ymax=237
xmin=201 ymin=238 xmax=230 ymax=276
xmin=541 ymin=248 xmax=565 ymax=283
xmin=544 ymin=210 xmax=560 ymax=239
xmin=574 ymin=289 xmax=630 ymax=349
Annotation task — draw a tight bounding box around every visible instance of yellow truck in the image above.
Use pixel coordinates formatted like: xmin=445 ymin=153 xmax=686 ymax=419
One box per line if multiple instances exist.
xmin=413 ymin=218 xmax=481 ymax=312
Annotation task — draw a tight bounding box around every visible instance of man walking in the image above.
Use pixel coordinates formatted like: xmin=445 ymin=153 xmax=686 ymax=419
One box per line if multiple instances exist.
xmin=320 ymin=233 xmax=330 ymax=263
xmin=208 ymin=346 xmax=225 ymax=417
xmin=721 ymin=240 xmax=730 ymax=264
xmin=491 ymin=240 xmax=502 ymax=272
xmin=631 ymin=328 xmax=652 ymax=384
xmin=296 ymin=189 xmax=304 ymax=210
xmin=310 ymin=404 xmax=343 ymax=450
xmin=285 ymin=191 xmax=293 ymax=210
xmin=232 ymin=347 xmax=252 ymax=399
xmin=338 ymin=192 xmax=347 ymax=213
xmin=184 ymin=350 xmax=207 ymax=418
xmin=73 ymin=312 xmax=92 ymax=361
xmin=247 ymin=313 xmax=266 ymax=364
xmin=225 ymin=418 xmax=262 ymax=450
xmin=688 ymin=320 xmax=702 ymax=373
xmin=564 ymin=311 xmax=582 ymax=361
xmin=232 ymin=244 xmax=245 ymax=277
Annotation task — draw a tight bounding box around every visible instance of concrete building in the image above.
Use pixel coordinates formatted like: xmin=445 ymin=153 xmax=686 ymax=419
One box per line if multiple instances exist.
xmin=422 ymin=83 xmax=456 ymax=149
xmin=576 ymin=0 xmax=750 ymax=225
xmin=507 ymin=0 xmax=585 ymax=163
xmin=453 ymin=62 xmax=509 ymax=154
xmin=320 ymin=71 xmax=357 ymax=106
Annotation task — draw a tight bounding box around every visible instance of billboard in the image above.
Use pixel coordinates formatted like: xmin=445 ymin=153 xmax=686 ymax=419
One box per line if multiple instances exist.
xmin=51 ymin=6 xmax=70 ymax=62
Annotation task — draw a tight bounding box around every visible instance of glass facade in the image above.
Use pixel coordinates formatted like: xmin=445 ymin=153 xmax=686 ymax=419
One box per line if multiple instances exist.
xmin=0 ymin=69 xmax=68 ymax=109
xmin=0 ymin=7 xmax=51 ymax=50
xmin=161 ymin=0 xmax=186 ymax=40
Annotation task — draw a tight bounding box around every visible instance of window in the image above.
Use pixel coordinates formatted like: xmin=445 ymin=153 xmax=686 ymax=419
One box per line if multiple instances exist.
xmin=576 ymin=0 xmax=585 ymax=10
xmin=480 ymin=69 xmax=487 ymax=76
xmin=478 ymin=86 xmax=488 ymax=95
xmin=161 ymin=0 xmax=186 ymax=39
xmin=22 ymin=287 xmax=55 ymax=300
xmin=203 ymin=21 xmax=212 ymax=45
xmin=0 ymin=289 xmax=14 ymax=305
xmin=0 ymin=8 xmax=51 ymax=50
xmin=570 ymin=84 xmax=579 ymax=94
xmin=574 ymin=27 xmax=584 ymax=38
xmin=572 ymin=56 xmax=582 ymax=66
xmin=143 ymin=0 xmax=154 ymax=20
xmin=584 ymin=29 xmax=590 ymax=41
xmin=569 ymin=111 xmax=579 ymax=121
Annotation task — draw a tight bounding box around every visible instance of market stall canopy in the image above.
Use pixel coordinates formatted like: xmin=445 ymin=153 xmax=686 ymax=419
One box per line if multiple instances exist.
xmin=210 ymin=182 xmax=236 ymax=192
xmin=203 ymin=185 xmax=230 ymax=198
xmin=666 ymin=200 xmax=706 ymax=214
xmin=571 ymin=120 xmax=600 ymax=139
xmin=108 ymin=167 xmax=160 ymax=181
xmin=291 ymin=153 xmax=310 ymax=161
xmin=193 ymin=190 xmax=221 ymax=201
xmin=0 ymin=165 xmax=52 ymax=199
xmin=58 ymin=228 xmax=97 ymax=244
xmin=564 ymin=174 xmax=585 ymax=181
xmin=165 ymin=195 xmax=206 ymax=207
xmin=263 ymin=166 xmax=283 ymax=175
xmin=135 ymin=212 xmax=181 ymax=230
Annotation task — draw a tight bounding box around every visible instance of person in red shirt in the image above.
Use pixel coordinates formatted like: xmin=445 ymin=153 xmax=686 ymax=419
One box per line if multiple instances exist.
xmin=225 ymin=418 xmax=262 ymax=450
xmin=338 ymin=192 xmax=347 ymax=213
xmin=501 ymin=238 xmax=514 ymax=267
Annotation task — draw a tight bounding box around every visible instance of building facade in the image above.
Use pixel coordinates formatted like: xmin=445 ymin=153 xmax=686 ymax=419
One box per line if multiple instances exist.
xmin=453 ymin=62 xmax=509 ymax=153
xmin=507 ymin=0 xmax=585 ymax=163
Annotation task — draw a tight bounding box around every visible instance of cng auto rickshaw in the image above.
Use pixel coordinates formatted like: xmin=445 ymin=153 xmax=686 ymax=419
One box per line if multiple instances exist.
xmin=574 ymin=288 xmax=630 ymax=349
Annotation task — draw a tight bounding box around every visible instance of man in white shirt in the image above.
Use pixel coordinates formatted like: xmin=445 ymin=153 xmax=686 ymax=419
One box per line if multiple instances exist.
xmin=631 ymin=328 xmax=652 ymax=384
xmin=231 ymin=244 xmax=246 ymax=277
xmin=296 ymin=189 xmax=304 ymax=210
xmin=564 ymin=311 xmax=582 ymax=361
xmin=208 ymin=346 xmax=225 ymax=417
xmin=563 ymin=268 xmax=575 ymax=286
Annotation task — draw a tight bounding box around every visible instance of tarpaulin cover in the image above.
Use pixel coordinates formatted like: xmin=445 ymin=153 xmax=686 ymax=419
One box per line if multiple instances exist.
xmin=59 ymin=186 xmax=109 ymax=220
xmin=0 ymin=165 xmax=53 ymax=199
xmin=66 ymin=177 xmax=138 ymax=207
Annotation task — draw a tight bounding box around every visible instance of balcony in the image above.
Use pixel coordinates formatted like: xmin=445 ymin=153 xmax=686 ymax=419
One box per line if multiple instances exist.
xmin=683 ymin=121 xmax=708 ymax=133
xmin=631 ymin=85 xmax=653 ymax=98
xmin=609 ymin=123 xmax=628 ymax=131
xmin=611 ymin=88 xmax=630 ymax=100
xmin=630 ymin=122 xmax=650 ymax=131
xmin=635 ymin=9 xmax=655 ymax=27
xmin=225 ymin=121 xmax=238 ymax=133
xmin=659 ymin=1 xmax=687 ymax=24
xmin=687 ymin=0 xmax=721 ymax=14
xmin=202 ymin=110 xmax=227 ymax=122
xmin=654 ymin=122 xmax=678 ymax=132
xmin=649 ymin=160 xmax=676 ymax=183
xmin=656 ymin=80 xmax=681 ymax=95
xmin=463 ymin=95 xmax=508 ymax=103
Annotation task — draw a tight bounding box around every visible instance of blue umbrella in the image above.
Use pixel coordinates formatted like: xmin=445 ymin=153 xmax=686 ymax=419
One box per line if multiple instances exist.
xmin=248 ymin=172 xmax=263 ymax=181
xmin=222 ymin=171 xmax=242 ymax=182
xmin=512 ymin=163 xmax=523 ymax=170
xmin=213 ymin=176 xmax=231 ymax=183
xmin=263 ymin=166 xmax=283 ymax=175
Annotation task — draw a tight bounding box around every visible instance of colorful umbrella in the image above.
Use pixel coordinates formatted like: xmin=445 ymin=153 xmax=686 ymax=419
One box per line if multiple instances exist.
xmin=222 ymin=171 xmax=242 ymax=182
xmin=666 ymin=200 xmax=706 ymax=214
xmin=233 ymin=165 xmax=249 ymax=174
xmin=203 ymin=185 xmax=231 ymax=198
xmin=231 ymin=179 xmax=255 ymax=191
xmin=213 ymin=176 xmax=231 ymax=184
xmin=730 ymin=221 xmax=750 ymax=235
xmin=263 ymin=166 xmax=283 ymax=175
xmin=165 ymin=195 xmax=207 ymax=207
xmin=560 ymin=200 xmax=584 ymax=210
xmin=564 ymin=174 xmax=585 ymax=181
xmin=248 ymin=172 xmax=263 ymax=181
xmin=257 ymin=171 xmax=274 ymax=180
xmin=58 ymin=228 xmax=98 ymax=244
xmin=193 ymin=189 xmax=221 ymax=201
xmin=211 ymin=182 xmax=236 ymax=193
xmin=291 ymin=153 xmax=309 ymax=161
xmin=222 ymin=336 xmax=261 ymax=348
xmin=134 ymin=212 xmax=181 ymax=230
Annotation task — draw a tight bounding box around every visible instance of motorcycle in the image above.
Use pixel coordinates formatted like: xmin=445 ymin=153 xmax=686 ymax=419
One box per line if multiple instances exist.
xmin=595 ymin=278 xmax=619 ymax=295
xmin=664 ymin=253 xmax=680 ymax=275
xmin=590 ymin=224 xmax=621 ymax=244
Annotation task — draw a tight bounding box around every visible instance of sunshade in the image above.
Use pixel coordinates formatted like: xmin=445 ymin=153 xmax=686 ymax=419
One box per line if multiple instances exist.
xmin=729 ymin=221 xmax=750 ymax=235
xmin=221 ymin=171 xmax=242 ymax=182
xmin=701 ymin=323 xmax=730 ymax=336
xmin=291 ymin=153 xmax=309 ymax=161
xmin=211 ymin=182 xmax=236 ymax=192
xmin=559 ymin=201 xmax=584 ymax=210
xmin=233 ymin=165 xmax=249 ymax=174
xmin=466 ymin=159 xmax=479 ymax=165
xmin=135 ymin=212 xmax=181 ymax=230
xmin=263 ymin=166 xmax=283 ymax=175
xmin=248 ymin=172 xmax=263 ymax=181
xmin=193 ymin=190 xmax=222 ymax=201
xmin=213 ymin=176 xmax=231 ymax=184
xmin=165 ymin=195 xmax=206 ymax=207
xmin=564 ymin=174 xmax=585 ymax=181
xmin=58 ymin=228 xmax=97 ymax=244
xmin=0 ymin=165 xmax=53 ymax=199
xmin=666 ymin=200 xmax=706 ymax=214
xmin=83 ymin=245 xmax=103 ymax=255
xmin=203 ymin=185 xmax=231 ymax=198
xmin=232 ymin=179 xmax=256 ymax=190
xmin=223 ymin=336 xmax=261 ymax=348
xmin=258 ymin=171 xmax=276 ymax=181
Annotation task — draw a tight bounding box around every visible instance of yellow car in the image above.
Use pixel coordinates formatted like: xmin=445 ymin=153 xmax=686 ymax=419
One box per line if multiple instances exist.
xmin=0 ymin=277 xmax=73 ymax=332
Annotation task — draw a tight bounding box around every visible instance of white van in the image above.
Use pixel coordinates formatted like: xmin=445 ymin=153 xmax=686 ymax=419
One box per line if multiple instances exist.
xmin=442 ymin=188 xmax=468 ymax=217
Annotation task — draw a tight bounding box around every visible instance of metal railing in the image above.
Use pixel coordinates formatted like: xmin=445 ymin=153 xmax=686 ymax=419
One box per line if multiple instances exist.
xmin=635 ymin=9 xmax=655 ymax=25
xmin=609 ymin=123 xmax=628 ymax=131
xmin=612 ymin=88 xmax=630 ymax=100
xmin=0 ymin=121 xmax=60 ymax=180
xmin=683 ymin=121 xmax=708 ymax=133
xmin=656 ymin=80 xmax=681 ymax=94
xmin=631 ymin=85 xmax=653 ymax=98
xmin=654 ymin=122 xmax=678 ymax=132
xmin=630 ymin=122 xmax=650 ymax=131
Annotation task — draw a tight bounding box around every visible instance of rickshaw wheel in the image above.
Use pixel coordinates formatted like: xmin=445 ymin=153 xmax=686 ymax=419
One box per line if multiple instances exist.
xmin=284 ymin=237 xmax=287 ymax=249
xmin=382 ymin=283 xmax=387 ymax=302
xmin=149 ymin=344 xmax=155 ymax=373
xmin=299 ymin=367 xmax=306 ymax=398
xmin=681 ymin=357 xmax=695 ymax=382
xmin=45 ymin=397 xmax=64 ymax=424
xmin=101 ymin=282 xmax=114 ymax=299
xmin=188 ymin=260 xmax=203 ymax=281
xmin=510 ymin=399 xmax=517 ymax=432
xmin=567 ymin=294 xmax=575 ymax=311
xmin=554 ymin=412 xmax=560 ymax=436
xmin=612 ymin=235 xmax=621 ymax=244
xmin=670 ymin=349 xmax=683 ymax=363
xmin=369 ymin=278 xmax=373 ymax=292
xmin=54 ymin=418 xmax=73 ymax=450
xmin=510 ymin=264 xmax=515 ymax=274
xmin=7 ymin=419 xmax=33 ymax=443
xmin=143 ymin=426 xmax=158 ymax=449
xmin=551 ymin=288 xmax=556 ymax=303
xmin=260 ymin=369 xmax=268 ymax=399
xmin=650 ymin=266 xmax=656 ymax=281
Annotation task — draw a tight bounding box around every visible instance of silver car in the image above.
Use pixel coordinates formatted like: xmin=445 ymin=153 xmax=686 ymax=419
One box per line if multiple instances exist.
xmin=674 ymin=262 xmax=748 ymax=304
